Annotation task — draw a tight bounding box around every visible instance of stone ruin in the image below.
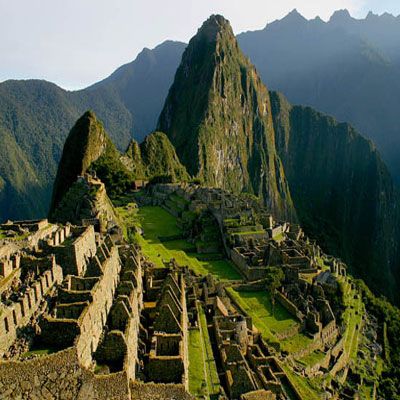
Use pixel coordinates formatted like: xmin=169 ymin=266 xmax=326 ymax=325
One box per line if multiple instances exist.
xmin=142 ymin=183 xmax=355 ymax=388
xmin=0 ymin=219 xmax=192 ymax=400
xmin=0 ymin=182 xmax=365 ymax=399
xmin=140 ymin=266 xmax=189 ymax=388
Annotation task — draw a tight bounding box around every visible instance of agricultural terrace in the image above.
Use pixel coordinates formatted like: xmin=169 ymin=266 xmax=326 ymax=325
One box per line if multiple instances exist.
xmin=117 ymin=203 xmax=241 ymax=281
xmin=188 ymin=302 xmax=220 ymax=398
xmin=226 ymin=288 xmax=313 ymax=353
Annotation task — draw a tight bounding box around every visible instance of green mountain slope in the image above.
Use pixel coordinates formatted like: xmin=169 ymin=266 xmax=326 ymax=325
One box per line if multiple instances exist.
xmin=157 ymin=15 xmax=295 ymax=220
xmin=271 ymin=91 xmax=400 ymax=302
xmin=0 ymin=41 xmax=183 ymax=222
xmin=0 ymin=129 xmax=46 ymax=220
xmin=138 ymin=131 xmax=189 ymax=182
xmin=50 ymin=111 xmax=134 ymax=215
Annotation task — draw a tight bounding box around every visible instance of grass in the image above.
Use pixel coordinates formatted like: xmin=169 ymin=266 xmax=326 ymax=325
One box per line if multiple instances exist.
xmin=198 ymin=304 xmax=220 ymax=397
xmin=139 ymin=206 xmax=182 ymax=239
xmin=188 ymin=305 xmax=220 ymax=398
xmin=21 ymin=348 xmax=56 ymax=359
xmin=272 ymin=232 xmax=285 ymax=242
xmin=339 ymin=277 xmax=363 ymax=362
xmin=297 ymin=350 xmax=326 ymax=367
xmin=280 ymin=333 xmax=314 ymax=354
xmin=232 ymin=230 xmax=265 ymax=236
xmin=281 ymin=364 xmax=323 ymax=400
xmin=188 ymin=329 xmax=208 ymax=397
xmin=227 ymin=288 xmax=313 ymax=353
xmin=227 ymin=289 xmax=297 ymax=337
xmin=0 ymin=229 xmax=29 ymax=241
xmin=117 ymin=205 xmax=241 ymax=281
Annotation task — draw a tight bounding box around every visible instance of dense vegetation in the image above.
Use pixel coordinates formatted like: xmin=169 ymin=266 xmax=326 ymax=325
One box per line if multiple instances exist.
xmin=3 ymin=11 xmax=400 ymax=222
xmin=157 ymin=15 xmax=295 ymax=221
xmin=50 ymin=111 xmax=113 ymax=214
xmin=124 ymin=132 xmax=189 ymax=183
xmin=356 ymin=280 xmax=400 ymax=399
xmin=0 ymin=42 xmax=183 ymax=221
xmin=271 ymin=91 xmax=400 ymax=304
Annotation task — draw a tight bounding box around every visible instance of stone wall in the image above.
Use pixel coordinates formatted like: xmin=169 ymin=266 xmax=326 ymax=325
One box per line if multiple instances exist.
xmin=130 ymin=382 xmax=194 ymax=400
xmin=0 ymin=347 xmax=131 ymax=400
xmin=230 ymin=248 xmax=267 ymax=281
xmin=0 ymin=256 xmax=63 ymax=356
xmin=70 ymin=226 xmax=97 ymax=276
xmin=50 ymin=225 xmax=97 ymax=276
xmin=75 ymin=246 xmax=121 ymax=367
xmin=275 ymin=291 xmax=303 ymax=321
xmin=41 ymin=245 xmax=121 ymax=367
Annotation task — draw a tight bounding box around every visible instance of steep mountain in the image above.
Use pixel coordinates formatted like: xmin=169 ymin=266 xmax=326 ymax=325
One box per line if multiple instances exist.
xmin=50 ymin=111 xmax=133 ymax=215
xmin=3 ymin=10 xmax=400 ymax=222
xmin=0 ymin=129 xmax=46 ymax=220
xmin=271 ymin=91 xmax=400 ymax=302
xmin=0 ymin=41 xmax=185 ymax=222
xmin=237 ymin=9 xmax=400 ymax=182
xmin=157 ymin=15 xmax=295 ymax=220
xmin=88 ymin=40 xmax=186 ymax=139
xmin=129 ymin=131 xmax=189 ymax=182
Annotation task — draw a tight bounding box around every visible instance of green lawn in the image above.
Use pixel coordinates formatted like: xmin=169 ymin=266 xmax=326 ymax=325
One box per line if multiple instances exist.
xmin=188 ymin=303 xmax=220 ymax=398
xmin=339 ymin=277 xmax=364 ymax=363
xmin=198 ymin=304 xmax=220 ymax=397
xmin=21 ymin=347 xmax=56 ymax=359
xmin=297 ymin=350 xmax=326 ymax=367
xmin=139 ymin=206 xmax=182 ymax=239
xmin=280 ymin=332 xmax=314 ymax=354
xmin=227 ymin=288 xmax=297 ymax=337
xmin=281 ymin=364 xmax=323 ymax=400
xmin=232 ymin=230 xmax=266 ymax=236
xmin=118 ymin=205 xmax=241 ymax=281
xmin=188 ymin=329 xmax=208 ymax=397
xmin=227 ymin=288 xmax=313 ymax=353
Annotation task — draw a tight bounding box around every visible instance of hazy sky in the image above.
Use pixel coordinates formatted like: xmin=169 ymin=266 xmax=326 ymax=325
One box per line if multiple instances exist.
xmin=1 ymin=0 xmax=399 ymax=90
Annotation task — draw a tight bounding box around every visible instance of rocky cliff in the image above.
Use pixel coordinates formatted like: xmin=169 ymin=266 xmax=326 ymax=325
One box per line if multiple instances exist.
xmin=158 ymin=15 xmax=295 ymax=220
xmin=271 ymin=91 xmax=400 ymax=301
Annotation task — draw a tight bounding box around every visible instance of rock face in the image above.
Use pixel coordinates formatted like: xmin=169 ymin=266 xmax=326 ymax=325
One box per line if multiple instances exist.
xmin=158 ymin=15 xmax=295 ymax=220
xmin=124 ymin=132 xmax=189 ymax=182
xmin=271 ymin=91 xmax=400 ymax=302
xmin=50 ymin=111 xmax=110 ymax=214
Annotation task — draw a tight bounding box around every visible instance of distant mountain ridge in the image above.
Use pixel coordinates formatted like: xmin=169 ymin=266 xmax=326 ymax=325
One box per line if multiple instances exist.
xmin=3 ymin=9 xmax=400 ymax=223
xmin=237 ymin=9 xmax=400 ymax=183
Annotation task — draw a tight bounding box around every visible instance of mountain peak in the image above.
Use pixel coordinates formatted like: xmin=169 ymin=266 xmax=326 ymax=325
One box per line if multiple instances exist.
xmin=158 ymin=16 xmax=296 ymax=220
xmin=49 ymin=110 xmax=110 ymax=215
xmin=329 ymin=9 xmax=353 ymax=23
xmin=282 ymin=9 xmax=307 ymax=23
xmin=196 ymin=14 xmax=234 ymax=42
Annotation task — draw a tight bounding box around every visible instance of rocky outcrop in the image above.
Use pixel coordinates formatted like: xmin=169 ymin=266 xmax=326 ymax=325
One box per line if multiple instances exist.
xmin=50 ymin=111 xmax=133 ymax=215
xmin=124 ymin=132 xmax=189 ymax=182
xmin=271 ymin=91 xmax=400 ymax=302
xmin=51 ymin=175 xmax=118 ymax=227
xmin=50 ymin=111 xmax=110 ymax=214
xmin=158 ymin=15 xmax=295 ymax=221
